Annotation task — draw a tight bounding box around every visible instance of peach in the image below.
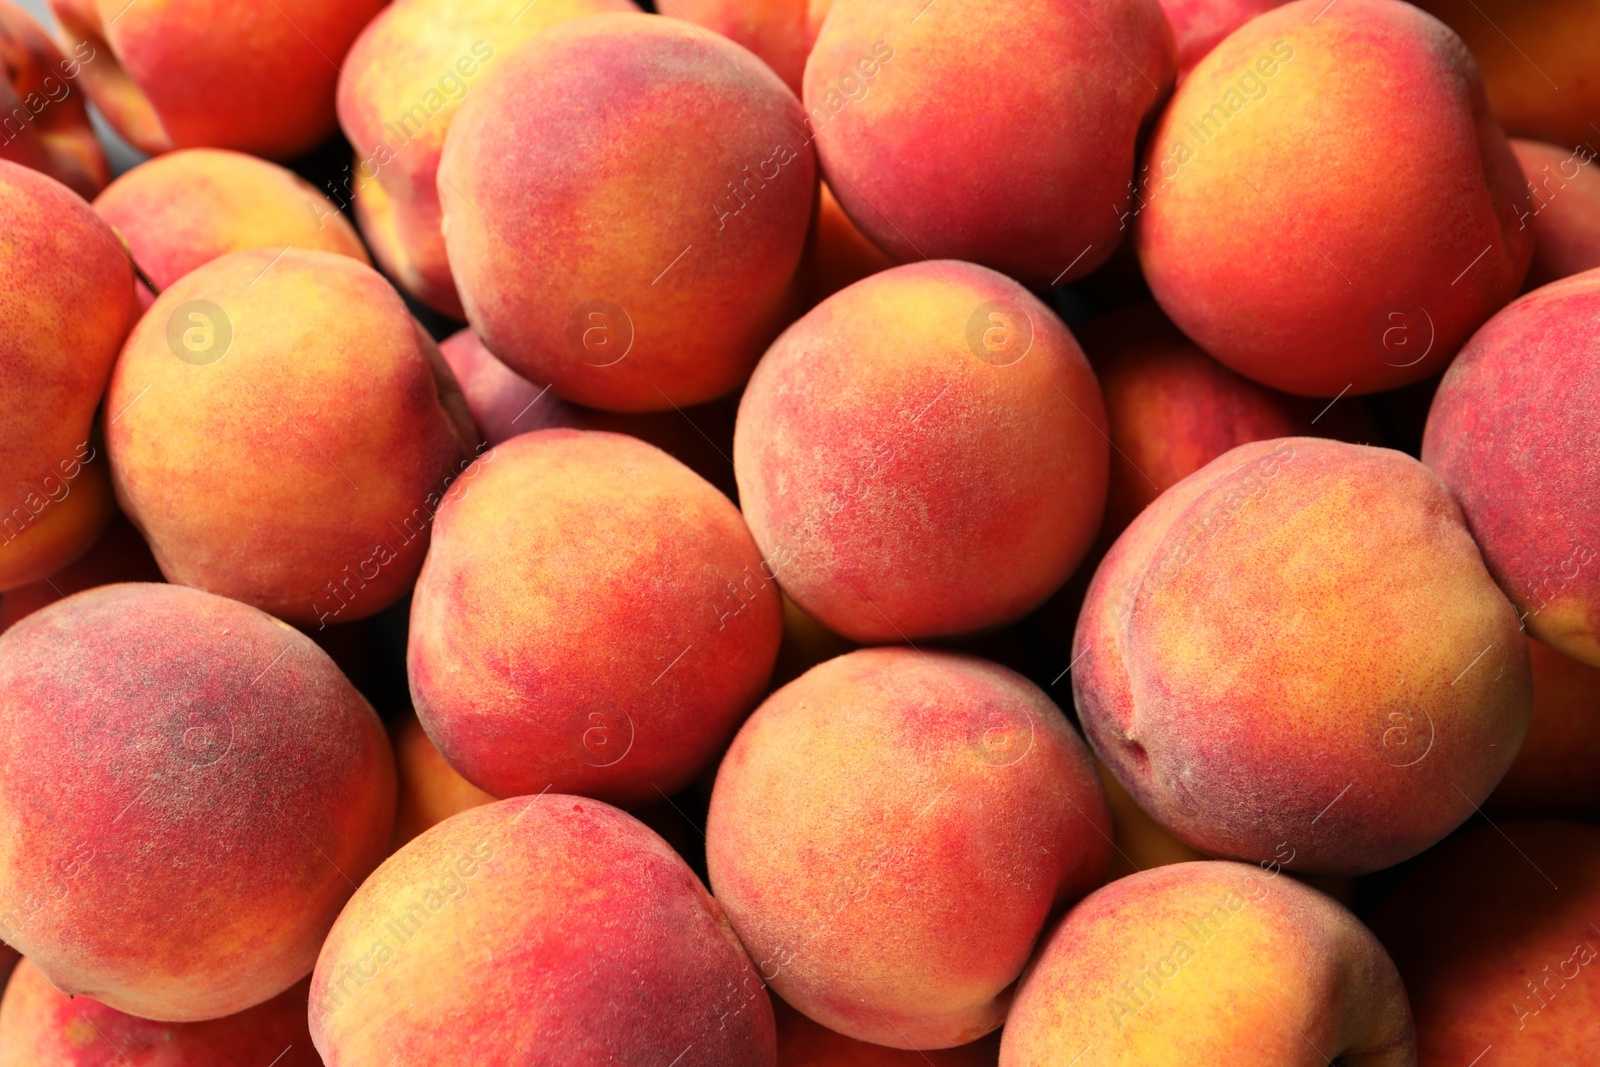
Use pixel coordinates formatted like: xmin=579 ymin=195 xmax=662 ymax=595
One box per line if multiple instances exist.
xmin=0 ymin=0 xmax=106 ymax=197
xmin=1160 ymin=0 xmax=1288 ymax=79
xmin=438 ymin=13 xmax=814 ymax=412
xmin=1488 ymin=638 xmax=1600 ymax=820
xmin=1002 ymin=861 xmax=1415 ymax=1065
xmin=735 ymin=260 xmax=1109 ymax=643
xmin=310 ymin=795 xmax=775 ymax=1064
xmin=105 ymin=248 xmax=477 ymax=627
xmin=1081 ymin=302 xmax=1380 ymax=537
xmin=770 ymin=593 xmax=855 ymax=689
xmin=1136 ymin=0 xmax=1532 ymax=397
xmin=806 ymin=0 xmax=1174 ymax=289
xmin=1512 ymin=138 xmax=1600 ymax=288
xmin=775 ymin=996 xmax=1000 ymax=1065
xmin=0 ymin=583 xmax=395 ymax=1021
xmin=1074 ymin=437 xmax=1531 ymax=875
xmin=1099 ymin=759 xmax=1206 ymax=881
xmin=0 ymin=962 xmax=320 ymax=1066
xmin=1422 ymin=268 xmax=1600 ymax=666
xmin=93 ymin=148 xmax=369 ymax=309
xmin=0 ymin=159 xmax=132 ymax=593
xmin=390 ymin=711 xmax=495 ymax=850
xmin=706 ymin=647 xmax=1112 ymax=1048
xmin=47 ymin=0 xmax=385 ymax=159
xmin=338 ymin=0 xmax=637 ymax=318
xmin=1414 ymin=0 xmax=1600 ymax=152
xmin=408 ymin=429 xmax=781 ymax=806
xmin=1370 ymin=821 xmax=1600 ymax=1064
xmin=666 ymin=0 xmax=830 ymax=95
xmin=801 ymin=180 xmax=895 ymax=306
xmin=0 ymin=510 xmax=160 ymax=632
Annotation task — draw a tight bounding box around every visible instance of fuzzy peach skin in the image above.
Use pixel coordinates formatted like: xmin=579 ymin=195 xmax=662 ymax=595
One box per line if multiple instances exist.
xmin=1512 ymin=138 xmax=1600 ymax=288
xmin=1136 ymin=0 xmax=1532 ymax=397
xmin=0 ymin=510 xmax=160 ymax=631
xmin=105 ymin=248 xmax=477 ymax=627
xmin=665 ymin=0 xmax=830 ymax=94
xmin=338 ymin=0 xmax=636 ymax=319
xmin=47 ymin=0 xmax=384 ymax=159
xmin=390 ymin=711 xmax=495 ymax=850
xmin=707 ymin=647 xmax=1112 ymax=1048
xmin=735 ymin=260 xmax=1109 ymax=643
xmin=774 ymin=996 xmax=1000 ymax=1066
xmin=1422 ymin=269 xmax=1600 ymax=666
xmin=1073 ymin=437 xmax=1531 ymax=875
xmin=1488 ymin=638 xmax=1600 ymax=820
xmin=1002 ymin=861 xmax=1415 ymax=1065
xmin=439 ymin=13 xmax=814 ymax=412
xmin=1081 ymin=302 xmax=1380 ymax=538
xmin=1159 ymin=0 xmax=1287 ymax=79
xmin=0 ymin=0 xmax=106 ymax=198
xmin=0 ymin=159 xmax=132 ymax=593
xmin=93 ymin=149 xmax=369 ymax=309
xmin=408 ymin=429 xmax=781 ymax=806
xmin=1414 ymin=0 xmax=1600 ymax=153
xmin=310 ymin=795 xmax=775 ymax=1065
xmin=0 ymin=583 xmax=395 ymax=1021
xmin=806 ymin=0 xmax=1173 ymax=289
xmin=0 ymin=962 xmax=321 ymax=1066
xmin=1371 ymin=821 xmax=1600 ymax=1065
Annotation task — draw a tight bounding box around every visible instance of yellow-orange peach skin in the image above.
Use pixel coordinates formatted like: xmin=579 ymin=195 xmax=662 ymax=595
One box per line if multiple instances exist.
xmin=0 ymin=583 xmax=395 ymax=1022
xmin=707 ymin=647 xmax=1112 ymax=1048
xmin=105 ymin=248 xmax=477 ymax=627
xmin=390 ymin=711 xmax=495 ymax=850
xmin=309 ymin=796 xmax=776 ymax=1065
xmin=1073 ymin=438 xmax=1530 ymax=874
xmin=0 ymin=0 xmax=107 ymax=198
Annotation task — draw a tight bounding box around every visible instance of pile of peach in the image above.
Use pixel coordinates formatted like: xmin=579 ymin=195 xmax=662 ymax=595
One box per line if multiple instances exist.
xmin=1 ymin=0 xmax=1598 ymax=1062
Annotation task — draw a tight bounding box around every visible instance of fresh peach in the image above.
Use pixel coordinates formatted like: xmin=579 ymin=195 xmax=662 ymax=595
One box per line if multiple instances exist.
xmin=105 ymin=248 xmax=477 ymax=627
xmin=438 ymin=12 xmax=815 ymax=411
xmin=93 ymin=148 xmax=369 ymax=309
xmin=390 ymin=711 xmax=495 ymax=850
xmin=1074 ymin=437 xmax=1531 ymax=875
xmin=0 ymin=961 xmax=320 ymax=1066
xmin=0 ymin=0 xmax=105 ymax=197
xmin=1488 ymin=638 xmax=1600 ymax=820
xmin=338 ymin=0 xmax=637 ymax=318
xmin=310 ymin=795 xmax=776 ymax=1064
xmin=1099 ymin=759 xmax=1206 ymax=881
xmin=1371 ymin=821 xmax=1600 ymax=1064
xmin=735 ymin=260 xmax=1109 ymax=643
xmin=666 ymin=0 xmax=830 ymax=94
xmin=408 ymin=429 xmax=781 ymax=807
xmin=775 ymin=996 xmax=1000 ymax=1065
xmin=1414 ymin=0 xmax=1600 ymax=152
xmin=0 ymin=510 xmax=160 ymax=632
xmin=806 ymin=0 xmax=1174 ymax=288
xmin=707 ymin=647 xmax=1112 ymax=1048
xmin=1512 ymin=138 xmax=1600 ymax=288
xmin=0 ymin=583 xmax=395 ymax=1021
xmin=801 ymin=180 xmax=895 ymax=306
xmin=1422 ymin=268 xmax=1600 ymax=666
xmin=1003 ymin=861 xmax=1415 ymax=1065
xmin=47 ymin=0 xmax=385 ymax=159
xmin=0 ymin=159 xmax=132 ymax=593
xmin=1160 ymin=0 xmax=1288 ymax=79
xmin=1137 ymin=0 xmax=1532 ymax=396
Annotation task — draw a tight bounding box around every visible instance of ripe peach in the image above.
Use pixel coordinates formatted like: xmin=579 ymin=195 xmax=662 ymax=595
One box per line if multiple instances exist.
xmin=338 ymin=0 xmax=637 ymax=318
xmin=1074 ymin=437 xmax=1531 ymax=875
xmin=806 ymin=0 xmax=1174 ymax=288
xmin=105 ymin=248 xmax=477 ymax=627
xmin=1512 ymin=138 xmax=1600 ymax=288
xmin=0 ymin=583 xmax=395 ymax=1021
xmin=310 ymin=795 xmax=776 ymax=1064
xmin=408 ymin=429 xmax=781 ymax=807
xmin=0 ymin=961 xmax=320 ymax=1066
xmin=1137 ymin=0 xmax=1533 ymax=396
xmin=0 ymin=159 xmax=132 ymax=593
xmin=0 ymin=0 xmax=106 ymax=197
xmin=775 ymin=996 xmax=1000 ymax=1065
xmin=47 ymin=0 xmax=385 ymax=159
xmin=1422 ymin=268 xmax=1600 ymax=666
xmin=665 ymin=0 xmax=830 ymax=94
xmin=1003 ymin=861 xmax=1415 ymax=1065
xmin=390 ymin=711 xmax=495 ymax=850
xmin=1159 ymin=0 xmax=1288 ymax=79
xmin=735 ymin=260 xmax=1109 ymax=643
xmin=438 ymin=13 xmax=814 ymax=411
xmin=0 ymin=510 xmax=160 ymax=632
xmin=1488 ymin=638 xmax=1600 ymax=820
xmin=707 ymin=647 xmax=1112 ymax=1048
xmin=1371 ymin=821 xmax=1600 ymax=1064
xmin=93 ymin=148 xmax=369 ymax=309
xmin=1099 ymin=759 xmax=1205 ymax=881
